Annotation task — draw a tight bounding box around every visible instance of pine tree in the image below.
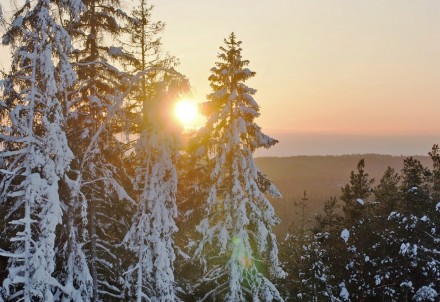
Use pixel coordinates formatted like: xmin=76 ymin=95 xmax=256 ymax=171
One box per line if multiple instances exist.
xmin=279 ymin=193 xmax=308 ymax=301
xmin=294 ymin=191 xmax=310 ymax=245
xmin=373 ymin=166 xmax=401 ymax=217
xmin=399 ymin=157 xmax=431 ymax=214
xmin=429 ymin=144 xmax=440 ymax=201
xmin=124 ymin=74 xmax=186 ymax=301
xmin=280 ymin=192 xmax=341 ymax=301
xmin=194 ymin=33 xmax=285 ymax=301
xmin=428 ymin=146 xmax=440 ymax=297
xmin=66 ymin=0 xmax=138 ymax=298
xmin=0 ymin=0 xmax=89 ymax=300
xmin=121 ymin=1 xmax=186 ymax=300
xmin=387 ymin=156 xmax=439 ymax=302
xmin=341 ymin=159 xmax=374 ymax=224
xmin=314 ymin=196 xmax=343 ymax=234
xmin=309 ymin=197 xmax=346 ymax=302
xmin=339 ymin=159 xmax=375 ymax=301
xmin=369 ymin=167 xmax=401 ymax=301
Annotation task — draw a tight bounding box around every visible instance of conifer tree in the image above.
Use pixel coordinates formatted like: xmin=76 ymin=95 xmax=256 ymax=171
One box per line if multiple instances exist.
xmin=280 ymin=192 xmax=338 ymax=301
xmin=121 ymin=1 xmax=186 ymax=300
xmin=387 ymin=156 xmax=439 ymax=301
xmin=195 ymin=33 xmax=285 ymax=301
xmin=341 ymin=159 xmax=374 ymax=224
xmin=66 ymin=0 xmax=137 ymax=299
xmin=339 ymin=160 xmax=375 ymax=301
xmin=429 ymin=144 xmax=440 ymax=201
xmin=122 ymin=0 xmax=177 ymax=129
xmin=0 ymin=0 xmax=90 ymax=300
xmin=373 ymin=167 xmax=401 ymax=217
xmin=399 ymin=157 xmax=431 ymax=214
xmin=314 ymin=196 xmax=343 ymax=234
xmin=174 ymin=133 xmax=213 ymax=300
xmin=124 ymin=73 xmax=186 ymax=301
xmin=367 ymin=167 xmax=401 ymax=301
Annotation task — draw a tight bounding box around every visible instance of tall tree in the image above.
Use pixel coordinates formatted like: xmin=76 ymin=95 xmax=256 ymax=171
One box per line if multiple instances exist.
xmin=0 ymin=0 xmax=89 ymax=300
xmin=429 ymin=145 xmax=440 ymax=201
xmin=279 ymin=192 xmax=342 ymax=301
xmin=340 ymin=160 xmax=377 ymax=301
xmin=121 ymin=1 xmax=186 ymax=300
xmin=66 ymin=0 xmax=137 ymax=299
xmin=368 ymin=167 xmax=401 ymax=301
xmin=124 ymin=72 xmax=186 ymax=301
xmin=122 ymin=0 xmax=177 ymax=133
xmin=194 ymin=33 xmax=285 ymax=301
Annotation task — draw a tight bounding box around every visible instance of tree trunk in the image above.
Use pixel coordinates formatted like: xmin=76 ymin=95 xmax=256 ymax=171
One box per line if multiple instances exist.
xmin=89 ymin=194 xmax=99 ymax=301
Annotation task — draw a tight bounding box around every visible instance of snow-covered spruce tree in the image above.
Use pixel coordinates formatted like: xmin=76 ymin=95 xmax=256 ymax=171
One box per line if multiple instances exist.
xmin=304 ymin=197 xmax=346 ymax=302
xmin=194 ymin=33 xmax=285 ymax=301
xmin=121 ymin=1 xmax=186 ymax=300
xmin=338 ymin=159 xmax=376 ymax=300
xmin=124 ymin=72 xmax=187 ymax=302
xmin=0 ymin=0 xmax=90 ymax=300
xmin=386 ymin=156 xmax=439 ymax=301
xmin=174 ymin=145 xmax=209 ymax=300
xmin=65 ymin=0 xmax=137 ymax=299
xmin=369 ymin=167 xmax=402 ymax=301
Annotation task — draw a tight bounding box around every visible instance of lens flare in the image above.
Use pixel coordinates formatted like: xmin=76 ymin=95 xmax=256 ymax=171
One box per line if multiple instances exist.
xmin=174 ymin=99 xmax=199 ymax=128
xmin=232 ymin=235 xmax=253 ymax=270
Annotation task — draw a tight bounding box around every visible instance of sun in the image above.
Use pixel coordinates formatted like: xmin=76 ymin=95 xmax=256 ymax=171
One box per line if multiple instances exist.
xmin=174 ymin=99 xmax=199 ymax=129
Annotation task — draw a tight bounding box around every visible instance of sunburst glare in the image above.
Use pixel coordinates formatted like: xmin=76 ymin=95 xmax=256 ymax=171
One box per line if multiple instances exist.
xmin=174 ymin=98 xmax=200 ymax=129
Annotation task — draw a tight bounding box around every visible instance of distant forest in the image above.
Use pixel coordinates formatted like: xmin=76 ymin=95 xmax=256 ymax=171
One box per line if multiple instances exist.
xmin=256 ymin=154 xmax=432 ymax=235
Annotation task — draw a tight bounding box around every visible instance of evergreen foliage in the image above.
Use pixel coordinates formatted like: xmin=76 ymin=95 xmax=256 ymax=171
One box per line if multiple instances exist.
xmin=280 ymin=152 xmax=440 ymax=302
xmin=0 ymin=0 xmax=87 ymax=299
xmin=65 ymin=0 xmax=139 ymax=299
xmin=123 ymin=72 xmax=188 ymax=301
xmin=194 ymin=33 xmax=284 ymax=301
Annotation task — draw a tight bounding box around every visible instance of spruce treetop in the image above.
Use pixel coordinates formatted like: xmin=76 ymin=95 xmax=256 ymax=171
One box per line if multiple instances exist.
xmin=200 ymin=32 xmax=278 ymax=154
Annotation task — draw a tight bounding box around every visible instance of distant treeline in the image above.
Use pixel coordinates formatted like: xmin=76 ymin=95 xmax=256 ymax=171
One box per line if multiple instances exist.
xmin=256 ymin=154 xmax=431 ymax=235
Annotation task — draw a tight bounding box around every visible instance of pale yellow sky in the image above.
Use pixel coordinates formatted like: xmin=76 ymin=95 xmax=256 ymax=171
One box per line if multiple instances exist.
xmin=1 ymin=0 xmax=440 ymax=155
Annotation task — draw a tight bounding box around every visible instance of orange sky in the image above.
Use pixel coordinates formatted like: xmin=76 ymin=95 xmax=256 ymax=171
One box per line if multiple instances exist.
xmin=1 ymin=1 xmax=440 ymax=155
xmin=149 ymin=0 xmax=440 ymax=155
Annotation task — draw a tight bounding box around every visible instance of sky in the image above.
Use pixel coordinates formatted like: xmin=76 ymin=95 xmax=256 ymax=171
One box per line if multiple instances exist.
xmin=1 ymin=1 xmax=440 ymax=156
xmin=147 ymin=0 xmax=440 ymax=156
